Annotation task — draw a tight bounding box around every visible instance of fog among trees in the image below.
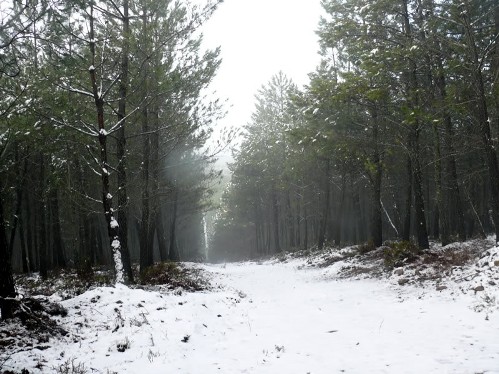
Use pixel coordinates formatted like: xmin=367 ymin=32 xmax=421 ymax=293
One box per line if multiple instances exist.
xmin=210 ymin=0 xmax=499 ymax=261
xmin=0 ymin=0 xmax=229 ymax=317
xmin=1 ymin=0 xmax=499 ymax=320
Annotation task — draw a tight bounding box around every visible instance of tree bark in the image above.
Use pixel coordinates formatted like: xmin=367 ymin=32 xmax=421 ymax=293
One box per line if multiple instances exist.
xmin=412 ymin=131 xmax=430 ymax=249
xmin=318 ymin=160 xmax=330 ymax=250
xmin=49 ymin=187 xmax=66 ymax=268
xmin=271 ymin=184 xmax=281 ymax=253
xmin=334 ymin=176 xmax=346 ymax=246
xmin=168 ymin=186 xmax=180 ymax=261
xmin=8 ymin=145 xmax=26 ymax=265
xmin=115 ymin=0 xmax=133 ymax=283
xmin=402 ymin=154 xmax=412 ymax=241
xmin=370 ymin=109 xmax=383 ymax=247
xmin=37 ymin=153 xmax=48 ymax=278
xmin=89 ymin=5 xmax=124 ymax=283
xmin=0 ymin=196 xmax=16 ymax=319
xmin=402 ymin=0 xmax=429 ymax=249
xmin=460 ymin=1 xmax=499 ymax=242
xmin=433 ymin=123 xmax=449 ymax=245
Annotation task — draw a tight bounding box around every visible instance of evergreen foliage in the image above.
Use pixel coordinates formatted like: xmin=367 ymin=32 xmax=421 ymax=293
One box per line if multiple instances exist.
xmin=0 ymin=0 xmax=224 ymax=317
xmin=211 ymin=0 xmax=499 ymax=261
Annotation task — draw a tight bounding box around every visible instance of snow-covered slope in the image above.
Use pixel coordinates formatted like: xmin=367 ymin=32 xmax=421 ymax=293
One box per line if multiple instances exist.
xmin=3 ymin=246 xmax=499 ymax=373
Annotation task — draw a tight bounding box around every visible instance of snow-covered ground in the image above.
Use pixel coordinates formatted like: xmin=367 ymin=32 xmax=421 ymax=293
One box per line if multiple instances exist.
xmin=3 ymin=250 xmax=499 ymax=373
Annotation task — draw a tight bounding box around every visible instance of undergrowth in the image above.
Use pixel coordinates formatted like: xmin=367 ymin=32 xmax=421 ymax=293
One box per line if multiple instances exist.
xmin=383 ymin=241 xmax=420 ymax=269
xmin=140 ymin=262 xmax=209 ymax=291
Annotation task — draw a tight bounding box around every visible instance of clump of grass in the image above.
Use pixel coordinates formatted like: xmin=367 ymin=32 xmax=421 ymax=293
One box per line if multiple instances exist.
xmin=357 ymin=240 xmax=376 ymax=255
xmin=383 ymin=241 xmax=420 ymax=269
xmin=54 ymin=358 xmax=87 ymax=374
xmin=140 ymin=262 xmax=208 ymax=291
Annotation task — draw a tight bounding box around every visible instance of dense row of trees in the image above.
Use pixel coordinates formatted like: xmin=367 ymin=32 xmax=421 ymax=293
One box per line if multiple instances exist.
xmin=0 ymin=0 xmax=226 ymax=317
xmin=211 ymin=0 xmax=499 ymax=261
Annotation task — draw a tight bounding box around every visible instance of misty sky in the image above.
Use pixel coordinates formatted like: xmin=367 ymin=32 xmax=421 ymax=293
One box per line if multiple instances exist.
xmin=200 ymin=0 xmax=324 ymax=151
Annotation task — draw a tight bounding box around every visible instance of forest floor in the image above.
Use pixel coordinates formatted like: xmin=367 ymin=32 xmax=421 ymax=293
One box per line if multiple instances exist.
xmin=1 ymin=238 xmax=499 ymax=373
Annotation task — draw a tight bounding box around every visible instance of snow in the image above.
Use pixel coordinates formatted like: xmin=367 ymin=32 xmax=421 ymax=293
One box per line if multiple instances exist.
xmin=111 ymin=238 xmax=125 ymax=284
xmin=3 ymin=249 xmax=499 ymax=373
xmin=110 ymin=217 xmax=119 ymax=228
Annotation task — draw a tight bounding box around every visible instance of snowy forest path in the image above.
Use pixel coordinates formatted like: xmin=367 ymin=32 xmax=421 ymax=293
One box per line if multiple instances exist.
xmin=201 ymin=261 xmax=499 ymax=373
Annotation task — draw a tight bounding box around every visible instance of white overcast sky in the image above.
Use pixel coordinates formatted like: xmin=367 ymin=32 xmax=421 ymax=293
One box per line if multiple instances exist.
xmin=200 ymin=0 xmax=324 ymax=142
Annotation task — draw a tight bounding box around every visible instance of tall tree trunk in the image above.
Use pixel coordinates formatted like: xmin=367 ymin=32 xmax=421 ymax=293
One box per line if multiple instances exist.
xmin=334 ymin=176 xmax=346 ymax=246
xmin=0 ymin=196 xmax=15 ymax=319
xmin=254 ymin=203 xmax=260 ymax=255
xmin=402 ymin=154 xmax=412 ymax=241
xmin=139 ymin=5 xmax=154 ymax=273
xmin=428 ymin=0 xmax=466 ymax=242
xmin=433 ymin=123 xmax=449 ymax=245
xmin=25 ymin=177 xmax=35 ymax=271
xmin=318 ymin=160 xmax=330 ymax=250
xmin=402 ymin=0 xmax=429 ymax=249
xmin=75 ymin=157 xmax=92 ymax=271
xmin=286 ymin=190 xmax=295 ymax=248
xmin=8 ymin=145 xmax=25 ymax=265
xmin=115 ymin=0 xmax=133 ymax=283
xmin=156 ymin=208 xmax=167 ymax=261
xmin=271 ymin=184 xmax=281 ymax=253
xmin=352 ymin=182 xmax=363 ymax=243
xmin=460 ymin=1 xmax=499 ymax=242
xmin=37 ymin=153 xmax=48 ymax=279
xmin=18 ymin=210 xmax=29 ymax=273
xmin=49 ymin=187 xmax=66 ymax=268
xmin=412 ymin=130 xmax=430 ymax=249
xmin=168 ymin=186 xmax=180 ymax=261
xmin=89 ymin=5 xmax=124 ymax=283
xmin=139 ymin=110 xmax=152 ymax=271
xmin=493 ymin=4 xmax=499 ymax=137
xmin=303 ymin=204 xmax=308 ymax=251
xmin=370 ymin=109 xmax=383 ymax=247
xmin=439 ymin=76 xmax=466 ymax=242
